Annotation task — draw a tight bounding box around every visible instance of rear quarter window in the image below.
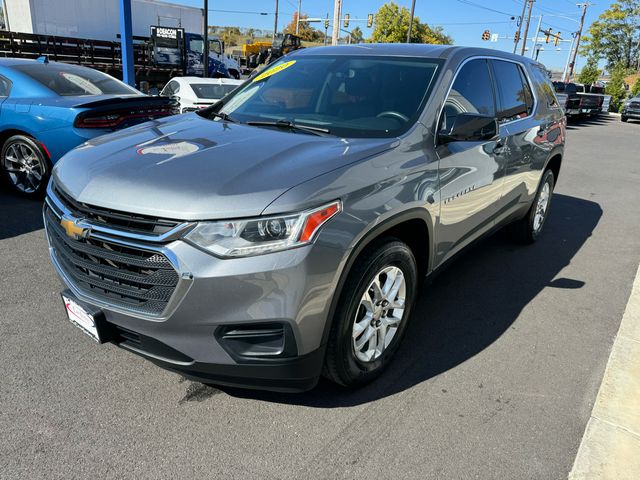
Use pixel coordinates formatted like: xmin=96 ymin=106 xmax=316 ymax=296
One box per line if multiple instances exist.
xmin=531 ymin=65 xmax=561 ymax=109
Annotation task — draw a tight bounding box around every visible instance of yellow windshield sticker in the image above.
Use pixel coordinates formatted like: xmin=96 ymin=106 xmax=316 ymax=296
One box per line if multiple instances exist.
xmin=252 ymin=60 xmax=296 ymax=83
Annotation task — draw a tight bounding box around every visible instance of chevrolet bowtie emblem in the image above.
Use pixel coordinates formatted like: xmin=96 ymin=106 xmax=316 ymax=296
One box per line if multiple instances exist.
xmin=60 ymin=217 xmax=89 ymax=240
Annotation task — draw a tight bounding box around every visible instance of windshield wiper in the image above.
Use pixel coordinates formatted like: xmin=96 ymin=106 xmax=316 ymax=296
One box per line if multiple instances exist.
xmin=245 ymin=119 xmax=331 ymax=136
xmin=209 ymin=111 xmax=237 ymax=123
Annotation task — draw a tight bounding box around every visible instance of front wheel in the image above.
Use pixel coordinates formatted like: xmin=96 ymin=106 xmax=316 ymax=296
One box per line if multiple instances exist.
xmin=1 ymin=135 xmax=50 ymax=198
xmin=510 ymin=169 xmax=555 ymax=244
xmin=621 ymin=115 xmax=628 ymax=122
xmin=323 ymin=239 xmax=418 ymax=387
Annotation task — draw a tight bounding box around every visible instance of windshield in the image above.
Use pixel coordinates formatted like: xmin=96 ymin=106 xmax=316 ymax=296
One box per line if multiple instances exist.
xmin=210 ymin=55 xmax=442 ymax=138
xmin=192 ymin=83 xmax=238 ymax=99
xmin=14 ymin=63 xmax=139 ymax=96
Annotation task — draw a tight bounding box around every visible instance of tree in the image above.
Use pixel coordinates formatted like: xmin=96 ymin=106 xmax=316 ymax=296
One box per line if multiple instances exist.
xmin=370 ymin=2 xmax=452 ymax=45
xmin=577 ymin=60 xmax=601 ymax=85
xmin=350 ymin=26 xmax=364 ymax=43
xmin=606 ymin=63 xmax=630 ymax=111
xmin=581 ymin=0 xmax=640 ymax=70
xmin=219 ymin=26 xmax=241 ymax=47
xmin=631 ymin=77 xmax=640 ymax=96
xmin=283 ymin=12 xmax=323 ymax=42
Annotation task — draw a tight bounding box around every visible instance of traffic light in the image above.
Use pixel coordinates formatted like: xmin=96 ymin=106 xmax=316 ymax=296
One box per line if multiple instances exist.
xmin=545 ymin=29 xmax=552 ymax=43
xmin=482 ymin=30 xmax=490 ymax=41
xmin=367 ymin=13 xmax=373 ymax=28
xmin=325 ymin=18 xmax=329 ymax=29
xmin=343 ymin=14 xmax=349 ymax=28
xmin=554 ymin=32 xmax=561 ymax=46
xmin=514 ymin=30 xmax=520 ymax=42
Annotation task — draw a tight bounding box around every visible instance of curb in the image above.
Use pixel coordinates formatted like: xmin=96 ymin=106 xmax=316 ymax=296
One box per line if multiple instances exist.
xmin=569 ymin=263 xmax=640 ymax=479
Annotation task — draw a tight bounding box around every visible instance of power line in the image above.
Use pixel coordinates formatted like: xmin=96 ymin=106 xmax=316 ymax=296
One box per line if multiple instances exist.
xmin=453 ymin=0 xmax=516 ymax=17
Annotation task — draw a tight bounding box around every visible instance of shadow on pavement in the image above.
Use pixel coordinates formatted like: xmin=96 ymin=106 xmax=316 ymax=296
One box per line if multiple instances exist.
xmin=566 ymin=113 xmax=617 ymax=129
xmin=222 ymin=193 xmax=602 ymax=407
xmin=0 ymin=187 xmax=44 ymax=240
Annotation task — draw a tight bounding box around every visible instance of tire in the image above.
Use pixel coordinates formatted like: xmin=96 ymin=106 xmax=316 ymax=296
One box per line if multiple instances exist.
xmin=510 ymin=169 xmax=555 ymax=244
xmin=323 ymin=238 xmax=418 ymax=387
xmin=621 ymin=115 xmax=628 ymax=122
xmin=1 ymin=135 xmax=50 ymax=198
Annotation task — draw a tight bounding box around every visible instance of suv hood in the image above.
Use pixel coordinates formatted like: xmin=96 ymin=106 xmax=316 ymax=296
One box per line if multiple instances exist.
xmin=53 ymin=113 xmax=396 ymax=220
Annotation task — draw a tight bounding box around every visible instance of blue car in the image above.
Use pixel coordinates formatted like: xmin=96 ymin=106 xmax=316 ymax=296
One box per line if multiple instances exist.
xmin=0 ymin=58 xmax=177 ymax=197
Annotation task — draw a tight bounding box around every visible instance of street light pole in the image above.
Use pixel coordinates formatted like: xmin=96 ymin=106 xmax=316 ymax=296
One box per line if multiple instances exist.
xmin=203 ymin=0 xmax=208 ymax=78
xmin=531 ymin=14 xmax=543 ymax=59
xmin=273 ymin=0 xmax=279 ymax=41
xmin=407 ymin=0 xmax=416 ymax=43
xmin=562 ymin=33 xmax=577 ymax=82
xmin=295 ymin=0 xmax=301 ymax=35
xmin=331 ymin=0 xmax=341 ymax=45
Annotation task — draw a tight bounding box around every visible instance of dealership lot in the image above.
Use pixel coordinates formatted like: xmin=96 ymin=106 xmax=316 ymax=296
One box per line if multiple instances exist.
xmin=1 ymin=115 xmax=639 ymax=479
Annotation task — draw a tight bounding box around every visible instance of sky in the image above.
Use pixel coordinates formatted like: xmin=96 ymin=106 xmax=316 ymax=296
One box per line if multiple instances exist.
xmin=173 ymin=0 xmax=612 ymax=71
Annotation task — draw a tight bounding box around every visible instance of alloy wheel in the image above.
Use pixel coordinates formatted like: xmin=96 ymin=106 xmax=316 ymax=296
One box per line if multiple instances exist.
xmin=3 ymin=141 xmax=46 ymax=194
xmin=352 ymin=266 xmax=407 ymax=363
xmin=533 ymin=182 xmax=551 ymax=232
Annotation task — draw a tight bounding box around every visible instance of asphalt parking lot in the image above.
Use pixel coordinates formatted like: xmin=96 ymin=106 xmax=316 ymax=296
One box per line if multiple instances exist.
xmin=1 ymin=114 xmax=639 ymax=480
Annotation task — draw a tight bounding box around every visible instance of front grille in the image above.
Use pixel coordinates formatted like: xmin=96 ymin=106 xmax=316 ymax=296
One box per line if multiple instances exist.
xmin=45 ymin=203 xmax=180 ymax=316
xmin=52 ymin=183 xmax=180 ymax=235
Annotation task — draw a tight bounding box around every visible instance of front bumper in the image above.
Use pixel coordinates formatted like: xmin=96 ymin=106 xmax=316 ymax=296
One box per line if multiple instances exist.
xmin=622 ymin=108 xmax=640 ymax=119
xmin=44 ymin=192 xmax=346 ymax=392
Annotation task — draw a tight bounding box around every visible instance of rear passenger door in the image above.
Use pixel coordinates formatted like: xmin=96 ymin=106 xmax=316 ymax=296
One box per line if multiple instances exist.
xmin=435 ymin=58 xmax=506 ymax=264
xmin=488 ymin=59 xmax=539 ymax=223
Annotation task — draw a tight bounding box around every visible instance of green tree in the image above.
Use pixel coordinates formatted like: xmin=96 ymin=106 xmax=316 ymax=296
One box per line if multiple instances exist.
xmin=370 ymin=2 xmax=452 ymax=45
xmin=581 ymin=0 xmax=640 ymax=70
xmin=631 ymin=77 xmax=640 ymax=96
xmin=283 ymin=13 xmax=323 ymax=42
xmin=577 ymin=60 xmax=601 ymax=85
xmin=606 ymin=63 xmax=630 ymax=111
xmin=350 ymin=26 xmax=364 ymax=43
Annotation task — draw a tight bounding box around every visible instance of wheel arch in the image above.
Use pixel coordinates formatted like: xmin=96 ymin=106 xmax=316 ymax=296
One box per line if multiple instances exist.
xmin=545 ymin=152 xmax=562 ymax=183
xmin=319 ymin=208 xmax=433 ymax=347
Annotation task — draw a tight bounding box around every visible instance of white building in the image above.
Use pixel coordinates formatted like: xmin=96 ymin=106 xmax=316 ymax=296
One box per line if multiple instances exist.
xmin=2 ymin=0 xmax=204 ymax=41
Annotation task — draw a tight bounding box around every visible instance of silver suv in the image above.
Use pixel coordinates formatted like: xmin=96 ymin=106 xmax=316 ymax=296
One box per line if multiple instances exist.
xmin=45 ymin=45 xmax=565 ymax=391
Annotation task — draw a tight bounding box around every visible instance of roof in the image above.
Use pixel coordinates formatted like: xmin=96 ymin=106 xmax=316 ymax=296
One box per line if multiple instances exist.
xmin=174 ymin=76 xmax=243 ymax=85
xmin=292 ymin=43 xmax=538 ymax=63
xmin=0 ymin=57 xmax=52 ymax=66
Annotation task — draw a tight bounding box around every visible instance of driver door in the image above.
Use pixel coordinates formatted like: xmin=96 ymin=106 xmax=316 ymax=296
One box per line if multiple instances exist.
xmin=435 ymin=58 xmax=507 ymax=265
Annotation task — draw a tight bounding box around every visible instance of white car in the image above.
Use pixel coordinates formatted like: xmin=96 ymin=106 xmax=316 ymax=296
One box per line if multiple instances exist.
xmin=161 ymin=77 xmax=244 ymax=113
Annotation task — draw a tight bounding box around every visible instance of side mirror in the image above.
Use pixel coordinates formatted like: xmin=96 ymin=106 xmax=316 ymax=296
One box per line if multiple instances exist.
xmin=438 ymin=113 xmax=498 ymax=144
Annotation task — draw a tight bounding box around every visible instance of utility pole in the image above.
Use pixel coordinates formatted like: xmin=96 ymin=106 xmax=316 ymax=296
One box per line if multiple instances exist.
xmin=520 ymin=0 xmax=534 ymax=56
xmin=331 ymin=0 xmax=341 ymax=46
xmin=531 ymin=15 xmax=543 ymax=59
xmin=324 ymin=14 xmax=329 ymax=46
xmin=566 ymin=2 xmax=589 ymax=82
xmin=407 ymin=0 xmax=416 ymax=43
xmin=273 ymin=0 xmax=279 ymax=41
xmin=513 ymin=0 xmax=528 ymax=54
xmin=295 ymin=0 xmax=301 ymax=35
xmin=203 ymin=0 xmax=208 ymax=78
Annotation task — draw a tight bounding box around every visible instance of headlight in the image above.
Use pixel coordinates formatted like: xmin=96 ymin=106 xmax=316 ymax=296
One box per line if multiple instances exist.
xmin=185 ymin=201 xmax=341 ymax=257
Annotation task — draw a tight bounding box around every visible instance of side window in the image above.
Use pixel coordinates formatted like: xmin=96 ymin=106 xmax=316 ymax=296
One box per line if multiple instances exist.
xmin=162 ymin=80 xmax=179 ymax=96
xmin=441 ymin=59 xmax=495 ymax=132
xmin=491 ymin=60 xmax=533 ymax=123
xmin=0 ymin=76 xmax=11 ymax=97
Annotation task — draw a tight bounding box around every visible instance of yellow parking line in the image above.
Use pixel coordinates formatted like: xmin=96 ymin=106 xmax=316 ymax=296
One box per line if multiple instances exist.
xmin=569 ymin=263 xmax=640 ymax=479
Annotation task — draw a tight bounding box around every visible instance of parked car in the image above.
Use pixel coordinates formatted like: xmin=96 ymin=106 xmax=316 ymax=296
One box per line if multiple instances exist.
xmin=0 ymin=58 xmax=177 ymax=197
xmin=160 ymin=77 xmax=243 ymax=113
xmin=45 ymin=45 xmax=565 ymax=392
xmin=553 ymin=81 xmax=604 ymax=118
xmin=621 ymin=96 xmax=640 ymax=122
